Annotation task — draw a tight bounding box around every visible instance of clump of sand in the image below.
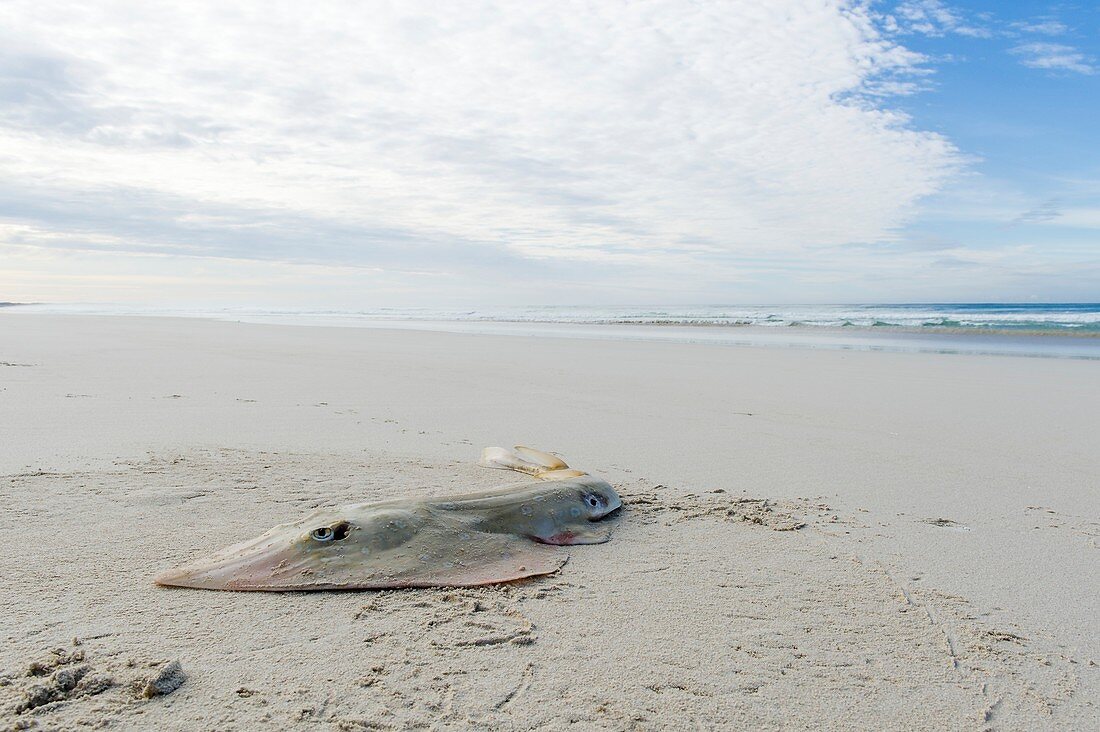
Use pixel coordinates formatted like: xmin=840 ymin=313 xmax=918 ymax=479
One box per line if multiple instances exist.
xmin=1 ymin=642 xmax=185 ymax=729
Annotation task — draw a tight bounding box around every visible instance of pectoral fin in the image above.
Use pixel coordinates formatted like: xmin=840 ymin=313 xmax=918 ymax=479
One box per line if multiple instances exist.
xmin=414 ymin=535 xmax=568 ymax=587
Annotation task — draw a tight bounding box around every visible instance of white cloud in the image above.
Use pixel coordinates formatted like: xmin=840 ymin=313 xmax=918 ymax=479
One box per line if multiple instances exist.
xmin=0 ymin=0 xmax=962 ymax=304
xmin=892 ymin=1 xmax=992 ymax=38
xmin=1010 ymin=42 xmax=1096 ymax=75
xmin=1010 ymin=19 xmax=1068 ymax=36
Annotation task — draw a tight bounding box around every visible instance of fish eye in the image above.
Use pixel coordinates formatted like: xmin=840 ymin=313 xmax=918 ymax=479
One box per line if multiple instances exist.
xmin=311 ymin=522 xmax=352 ymax=542
xmin=584 ymin=494 xmax=603 ymax=509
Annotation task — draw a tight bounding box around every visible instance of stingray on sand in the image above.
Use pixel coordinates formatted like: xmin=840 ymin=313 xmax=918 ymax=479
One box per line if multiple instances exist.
xmin=153 ymin=446 xmax=622 ymax=591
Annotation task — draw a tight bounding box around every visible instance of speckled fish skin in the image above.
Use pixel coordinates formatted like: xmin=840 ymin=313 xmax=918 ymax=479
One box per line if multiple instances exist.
xmin=153 ymin=467 xmax=622 ymax=591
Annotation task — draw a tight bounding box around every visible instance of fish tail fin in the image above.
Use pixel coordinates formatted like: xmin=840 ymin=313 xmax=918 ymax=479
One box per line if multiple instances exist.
xmin=479 ymin=446 xmax=541 ymax=476
xmin=478 ymin=446 xmax=587 ymax=480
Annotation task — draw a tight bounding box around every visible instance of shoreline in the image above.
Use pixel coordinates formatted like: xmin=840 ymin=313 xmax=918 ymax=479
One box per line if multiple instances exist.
xmin=5 ymin=309 xmax=1100 ymax=360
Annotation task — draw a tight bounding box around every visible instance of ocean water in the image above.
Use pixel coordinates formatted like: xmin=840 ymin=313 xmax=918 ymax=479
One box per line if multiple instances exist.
xmin=6 ymin=302 xmax=1100 ymax=332
xmin=314 ymin=303 xmax=1095 ymax=331
xmin=5 ymin=302 xmax=1100 ymax=359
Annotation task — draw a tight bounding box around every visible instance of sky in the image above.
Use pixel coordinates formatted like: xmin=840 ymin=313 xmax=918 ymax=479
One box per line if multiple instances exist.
xmin=0 ymin=0 xmax=1097 ymax=307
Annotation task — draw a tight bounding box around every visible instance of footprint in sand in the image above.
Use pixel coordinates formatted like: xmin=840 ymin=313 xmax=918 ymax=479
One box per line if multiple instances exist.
xmin=356 ymin=588 xmax=538 ymax=649
xmin=919 ymin=517 xmax=972 ymax=532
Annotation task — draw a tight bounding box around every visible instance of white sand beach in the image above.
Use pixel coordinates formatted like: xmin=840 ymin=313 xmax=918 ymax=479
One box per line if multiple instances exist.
xmin=1 ymin=314 xmax=1097 ymax=730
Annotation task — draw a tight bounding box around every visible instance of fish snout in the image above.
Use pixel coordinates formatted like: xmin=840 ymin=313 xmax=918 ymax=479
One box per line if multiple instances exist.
xmin=153 ymin=509 xmax=420 ymax=591
xmin=582 ymin=481 xmax=622 ymax=521
xmin=154 ymin=534 xmax=304 ymax=591
xmin=154 ymin=552 xmax=292 ymax=591
xmin=593 ymin=499 xmax=622 ymax=520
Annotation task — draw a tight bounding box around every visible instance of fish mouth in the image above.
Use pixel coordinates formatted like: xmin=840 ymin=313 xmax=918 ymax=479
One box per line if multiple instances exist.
xmin=590 ymin=503 xmax=622 ymax=522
